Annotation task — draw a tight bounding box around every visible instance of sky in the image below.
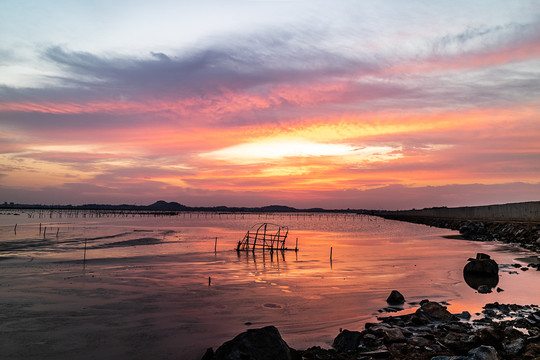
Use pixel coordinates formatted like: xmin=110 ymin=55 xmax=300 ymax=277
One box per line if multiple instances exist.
xmin=1 ymin=0 xmax=539 ymax=210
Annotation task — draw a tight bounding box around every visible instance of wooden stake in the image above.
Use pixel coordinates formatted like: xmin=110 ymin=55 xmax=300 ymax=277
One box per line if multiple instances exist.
xmin=330 ymin=247 xmax=333 ymax=260
xmin=214 ymin=237 xmax=217 ymax=253
xmin=43 ymin=227 xmax=46 ymax=238
xmin=83 ymin=238 xmax=87 ymax=269
xmin=14 ymin=224 xmax=17 ymax=234
xmin=295 ymin=237 xmax=298 ymax=252
xmin=208 ymin=276 xmax=211 ymax=286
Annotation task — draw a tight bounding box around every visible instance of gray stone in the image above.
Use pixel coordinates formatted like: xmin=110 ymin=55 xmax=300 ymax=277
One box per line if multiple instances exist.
xmin=416 ymin=301 xmax=456 ymax=322
xmin=381 ymin=327 xmax=405 ymax=343
xmin=442 ymin=332 xmax=476 ymax=354
xmin=332 ymin=329 xmax=362 ymax=352
xmin=366 ymin=324 xmax=391 ymax=335
xmin=478 ymin=326 xmax=501 ymax=345
xmin=468 ymin=345 xmax=498 ymax=360
xmin=409 ymin=336 xmax=431 ymax=347
xmin=213 ymin=326 xmax=293 ymax=360
xmin=503 ymin=337 xmax=525 ymax=356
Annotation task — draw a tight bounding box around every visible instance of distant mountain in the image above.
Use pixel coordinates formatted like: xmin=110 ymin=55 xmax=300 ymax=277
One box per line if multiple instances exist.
xmin=259 ymin=205 xmax=298 ymax=212
xmin=147 ymin=200 xmax=188 ymax=211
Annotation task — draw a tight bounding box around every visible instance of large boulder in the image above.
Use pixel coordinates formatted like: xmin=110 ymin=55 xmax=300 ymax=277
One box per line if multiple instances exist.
xmin=210 ymin=326 xmax=293 ymax=360
xmin=464 ymin=253 xmax=499 ymax=275
xmin=463 ymin=253 xmax=499 ymax=291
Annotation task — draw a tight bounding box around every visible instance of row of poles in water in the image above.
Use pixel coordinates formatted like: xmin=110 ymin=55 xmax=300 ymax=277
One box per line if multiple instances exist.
xmin=8 ymin=209 xmax=374 ymax=221
xmin=9 ymin=211 xmax=381 ymax=239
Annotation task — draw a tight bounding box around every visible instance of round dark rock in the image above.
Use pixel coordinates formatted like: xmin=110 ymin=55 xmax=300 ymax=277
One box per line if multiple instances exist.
xmin=463 ymin=254 xmax=499 ymax=291
xmin=212 ymin=326 xmax=293 ymax=360
xmin=386 ymin=290 xmax=405 ymax=305
xmin=464 ymin=257 xmax=498 ymax=275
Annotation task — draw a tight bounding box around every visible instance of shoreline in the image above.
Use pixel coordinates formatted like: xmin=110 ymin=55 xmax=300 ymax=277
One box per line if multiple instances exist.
xmin=202 ymin=299 xmax=540 ymax=360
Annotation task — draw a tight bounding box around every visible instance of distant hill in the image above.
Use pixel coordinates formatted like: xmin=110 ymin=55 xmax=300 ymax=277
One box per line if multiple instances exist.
xmin=0 ymin=200 xmax=361 ymax=213
xmin=259 ymin=205 xmax=298 ymax=212
xmin=147 ymin=200 xmax=188 ymax=211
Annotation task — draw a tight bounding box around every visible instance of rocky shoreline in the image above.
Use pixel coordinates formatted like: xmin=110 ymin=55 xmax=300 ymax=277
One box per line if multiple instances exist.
xmin=374 ymin=215 xmax=540 ymax=253
xmin=202 ymin=299 xmax=540 ymax=360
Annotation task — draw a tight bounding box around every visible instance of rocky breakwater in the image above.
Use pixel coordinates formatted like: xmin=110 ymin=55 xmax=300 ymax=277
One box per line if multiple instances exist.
xmin=202 ymin=299 xmax=540 ymax=360
xmin=376 ymin=213 xmax=540 ymax=253
xmin=457 ymin=221 xmax=540 ymax=252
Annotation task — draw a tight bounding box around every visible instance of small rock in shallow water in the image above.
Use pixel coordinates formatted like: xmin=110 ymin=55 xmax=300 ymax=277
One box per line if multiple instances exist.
xmin=496 ymin=287 xmax=504 ymax=292
xmin=386 ymin=290 xmax=405 ymax=305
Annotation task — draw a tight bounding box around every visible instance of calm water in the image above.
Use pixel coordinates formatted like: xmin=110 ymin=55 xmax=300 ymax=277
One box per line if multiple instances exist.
xmin=1 ymin=210 xmax=539 ymax=359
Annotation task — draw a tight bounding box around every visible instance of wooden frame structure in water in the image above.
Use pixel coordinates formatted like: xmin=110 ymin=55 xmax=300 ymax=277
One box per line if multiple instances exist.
xmin=236 ymin=223 xmax=291 ymax=252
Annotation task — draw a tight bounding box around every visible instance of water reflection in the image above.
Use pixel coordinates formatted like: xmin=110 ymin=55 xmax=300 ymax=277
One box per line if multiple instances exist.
xmin=463 ymin=271 xmax=499 ymax=291
xmin=237 ymin=249 xmax=288 ymax=270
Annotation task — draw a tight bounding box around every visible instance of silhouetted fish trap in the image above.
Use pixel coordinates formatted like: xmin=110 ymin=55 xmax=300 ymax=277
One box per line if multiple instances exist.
xmin=236 ymin=223 xmax=291 ymax=252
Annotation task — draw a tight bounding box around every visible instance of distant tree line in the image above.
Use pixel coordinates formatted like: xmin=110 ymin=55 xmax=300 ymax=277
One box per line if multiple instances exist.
xmin=0 ymin=200 xmax=363 ymax=214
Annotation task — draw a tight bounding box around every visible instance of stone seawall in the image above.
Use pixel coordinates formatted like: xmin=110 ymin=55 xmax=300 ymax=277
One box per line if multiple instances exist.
xmin=375 ymin=202 xmax=540 ymax=253
xmin=380 ymin=201 xmax=540 ymax=222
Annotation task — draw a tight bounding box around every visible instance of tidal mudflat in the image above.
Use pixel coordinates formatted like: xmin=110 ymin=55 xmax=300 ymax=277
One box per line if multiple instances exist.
xmin=0 ymin=211 xmax=538 ymax=359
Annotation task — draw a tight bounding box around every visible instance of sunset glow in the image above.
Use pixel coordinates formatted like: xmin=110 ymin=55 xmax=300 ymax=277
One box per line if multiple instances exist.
xmin=1 ymin=1 xmax=539 ymax=209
